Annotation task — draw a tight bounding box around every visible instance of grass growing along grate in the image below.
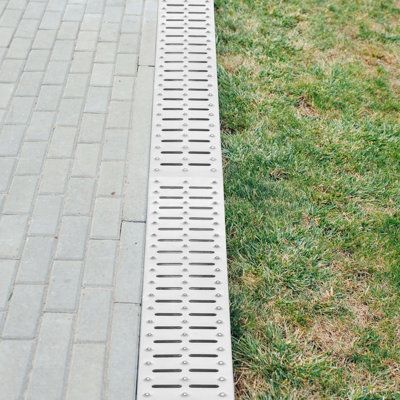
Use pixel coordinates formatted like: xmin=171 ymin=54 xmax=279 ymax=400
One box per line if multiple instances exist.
xmin=215 ymin=0 xmax=400 ymax=398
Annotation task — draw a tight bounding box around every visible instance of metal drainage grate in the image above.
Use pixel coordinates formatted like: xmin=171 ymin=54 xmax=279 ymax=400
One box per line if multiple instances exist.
xmin=136 ymin=0 xmax=234 ymax=398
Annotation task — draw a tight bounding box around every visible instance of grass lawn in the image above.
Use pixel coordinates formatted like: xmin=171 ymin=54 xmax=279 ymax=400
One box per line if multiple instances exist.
xmin=215 ymin=0 xmax=400 ymax=398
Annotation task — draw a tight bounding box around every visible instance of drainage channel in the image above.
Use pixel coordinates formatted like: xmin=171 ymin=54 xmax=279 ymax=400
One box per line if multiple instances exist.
xmin=136 ymin=0 xmax=234 ymax=398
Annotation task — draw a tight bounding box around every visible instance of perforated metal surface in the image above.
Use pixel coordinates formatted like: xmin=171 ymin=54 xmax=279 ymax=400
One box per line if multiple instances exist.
xmin=136 ymin=0 xmax=234 ymax=398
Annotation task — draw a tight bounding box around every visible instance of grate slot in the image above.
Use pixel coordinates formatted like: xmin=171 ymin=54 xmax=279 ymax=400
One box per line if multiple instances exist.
xmin=137 ymin=0 xmax=234 ymax=399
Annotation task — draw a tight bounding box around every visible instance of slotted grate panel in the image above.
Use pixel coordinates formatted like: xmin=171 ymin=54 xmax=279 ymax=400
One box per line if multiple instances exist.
xmin=137 ymin=0 xmax=234 ymax=398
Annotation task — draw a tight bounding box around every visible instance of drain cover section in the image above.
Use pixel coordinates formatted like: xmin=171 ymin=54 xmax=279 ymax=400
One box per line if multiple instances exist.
xmin=136 ymin=0 xmax=234 ymax=398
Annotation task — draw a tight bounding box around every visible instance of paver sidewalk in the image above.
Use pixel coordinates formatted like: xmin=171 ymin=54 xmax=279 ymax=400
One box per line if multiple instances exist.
xmin=0 ymin=0 xmax=156 ymax=398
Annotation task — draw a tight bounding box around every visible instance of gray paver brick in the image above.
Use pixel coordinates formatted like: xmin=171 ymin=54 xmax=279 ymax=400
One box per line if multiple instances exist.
xmin=125 ymin=0 xmax=143 ymax=15
xmin=75 ymin=287 xmax=112 ymax=342
xmin=26 ymin=313 xmax=73 ymax=400
xmin=79 ymin=112 xmax=105 ymax=142
xmin=55 ymin=216 xmax=89 ymax=259
xmin=97 ymin=160 xmax=125 ymax=196
xmin=23 ymin=2 xmax=46 ymax=19
xmin=99 ymin=22 xmax=119 ymax=42
xmin=70 ymin=51 xmax=93 ymax=73
xmin=51 ymin=40 xmax=75 ymax=61
xmin=64 ymin=73 xmax=89 ymax=98
xmin=0 ymin=214 xmax=28 ymax=258
xmin=76 ymin=30 xmax=98 ymax=51
xmin=3 ymin=175 xmax=38 ymax=214
xmin=0 ymin=340 xmax=33 ymax=400
xmin=0 ymin=158 xmax=14 ymax=192
xmin=90 ymin=63 xmax=113 ymax=86
xmin=36 ymin=84 xmax=63 ymax=110
xmin=104 ymin=6 xmax=123 ymax=23
xmin=25 ymin=111 xmax=55 ymax=141
xmin=111 ymin=76 xmax=135 ymax=100
xmin=0 ymin=9 xmax=23 ymax=28
xmin=6 ymin=37 xmax=32 ymax=59
xmin=85 ymin=0 xmax=104 ymax=14
xmin=5 ymin=97 xmax=35 ymax=124
xmin=0 ymin=311 xmax=5 ymax=332
xmin=29 ymin=194 xmax=62 ymax=235
xmin=71 ymin=143 xmax=100 ymax=177
xmin=91 ymin=197 xmax=121 ymax=239
xmin=83 ymin=239 xmax=117 ymax=286
xmin=63 ymin=4 xmax=85 ymax=21
xmin=66 ymin=343 xmax=105 ymax=400
xmin=25 ymin=49 xmax=50 ymax=71
xmin=114 ymin=222 xmax=145 ymax=303
xmin=106 ymin=303 xmax=140 ymax=400
xmin=0 ymin=260 xmax=17 ymax=310
xmin=15 ymin=19 xmax=40 ymax=39
xmin=15 ymin=71 xmax=43 ymax=96
xmin=118 ymin=33 xmax=139 ymax=53
xmin=102 ymin=129 xmax=128 ymax=160
xmin=0 ymin=59 xmax=24 ymax=82
xmin=32 ymin=29 xmax=57 ymax=49
xmin=45 ymin=260 xmax=82 ymax=311
xmin=63 ymin=177 xmax=95 ymax=216
xmin=0 ymin=27 xmax=14 ymax=47
xmin=58 ymin=21 xmax=80 ymax=40
xmin=39 ymin=158 xmax=70 ymax=194
xmin=107 ymin=100 xmax=131 ymax=128
xmin=2 ymin=284 xmax=44 ymax=338
xmin=0 ymin=83 xmax=14 ymax=108
xmin=43 ymin=61 xmax=69 ymax=85
xmin=84 ymin=86 xmax=110 ymax=113
xmin=95 ymin=42 xmax=117 ymax=63
xmin=80 ymin=13 xmax=102 ymax=31
xmin=121 ymin=14 xmax=141 ymax=33
xmin=48 ymin=126 xmax=77 ymax=158
xmin=47 ymin=0 xmax=67 ymax=12
xmin=15 ymin=141 xmax=47 ymax=175
xmin=0 ymin=125 xmax=25 ymax=156
xmin=17 ymin=236 xmax=55 ymax=283
xmin=40 ymin=11 xmax=63 ymax=30
xmin=115 ymin=53 xmax=138 ymax=76
xmin=56 ymin=98 xmax=83 ymax=126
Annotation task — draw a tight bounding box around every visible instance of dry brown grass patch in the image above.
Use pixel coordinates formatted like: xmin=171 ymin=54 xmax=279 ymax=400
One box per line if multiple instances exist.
xmin=306 ymin=317 xmax=357 ymax=358
xmin=235 ymin=368 xmax=269 ymax=399
xmin=296 ymin=95 xmax=319 ymax=117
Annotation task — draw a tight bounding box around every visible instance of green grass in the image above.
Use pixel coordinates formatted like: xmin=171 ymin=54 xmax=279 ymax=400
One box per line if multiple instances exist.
xmin=215 ymin=0 xmax=400 ymax=398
